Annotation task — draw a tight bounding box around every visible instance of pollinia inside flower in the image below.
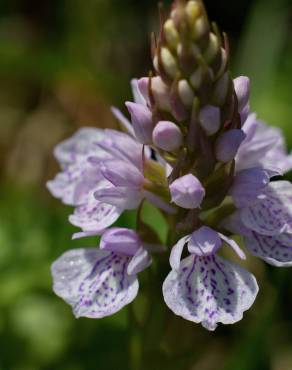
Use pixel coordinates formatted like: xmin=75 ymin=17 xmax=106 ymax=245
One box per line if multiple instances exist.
xmin=48 ymin=0 xmax=292 ymax=331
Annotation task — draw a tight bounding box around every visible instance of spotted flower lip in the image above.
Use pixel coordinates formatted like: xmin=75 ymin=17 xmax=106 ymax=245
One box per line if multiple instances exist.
xmin=163 ymin=226 xmax=257 ymax=331
xmin=47 ymin=0 xmax=292 ymax=332
xmin=51 ymin=228 xmax=152 ymax=318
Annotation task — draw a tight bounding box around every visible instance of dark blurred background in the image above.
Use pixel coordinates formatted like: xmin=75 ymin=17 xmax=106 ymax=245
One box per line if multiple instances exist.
xmin=1 ymin=0 xmax=292 ymax=369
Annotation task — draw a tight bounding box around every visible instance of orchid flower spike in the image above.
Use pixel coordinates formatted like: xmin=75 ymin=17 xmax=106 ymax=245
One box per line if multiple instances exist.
xmin=47 ymin=0 xmax=292 ymax=333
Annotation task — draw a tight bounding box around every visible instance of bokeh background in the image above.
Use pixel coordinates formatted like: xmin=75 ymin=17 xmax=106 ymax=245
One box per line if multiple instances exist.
xmin=1 ymin=0 xmax=292 ymax=369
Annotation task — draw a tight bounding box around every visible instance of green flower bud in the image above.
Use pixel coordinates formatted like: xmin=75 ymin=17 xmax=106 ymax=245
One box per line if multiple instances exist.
xmin=164 ymin=19 xmax=179 ymax=50
xmin=160 ymin=47 xmax=178 ymax=78
xmin=186 ymin=1 xmax=202 ymax=25
xmin=178 ymin=79 xmax=194 ymax=107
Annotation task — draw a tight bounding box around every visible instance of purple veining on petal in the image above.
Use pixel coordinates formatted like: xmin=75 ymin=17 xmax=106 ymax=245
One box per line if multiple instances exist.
xmin=51 ymin=248 xmax=139 ymax=318
xmin=163 ymin=254 xmax=258 ymax=331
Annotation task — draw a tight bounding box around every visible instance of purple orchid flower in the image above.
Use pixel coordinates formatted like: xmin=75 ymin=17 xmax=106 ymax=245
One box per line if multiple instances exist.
xmin=51 ymin=228 xmax=152 ymax=318
xmin=163 ymin=226 xmax=258 ymax=331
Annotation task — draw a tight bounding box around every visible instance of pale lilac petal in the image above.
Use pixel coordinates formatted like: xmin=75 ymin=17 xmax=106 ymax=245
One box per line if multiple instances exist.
xmin=100 ymin=228 xmax=141 ymax=256
xmin=131 ymin=79 xmax=147 ymax=105
xmin=111 ymin=107 xmax=135 ymax=136
xmin=72 ymin=231 xmax=100 ymax=240
xmin=127 ymin=247 xmax=152 ymax=275
xmin=126 ymin=102 xmax=153 ymax=144
xmin=237 ymin=116 xmax=292 ymax=173
xmin=69 ymin=196 xmax=122 ymax=233
xmin=163 ymin=254 xmax=258 ymax=331
xmin=240 ymin=181 xmax=292 ymax=236
xmin=244 ymin=232 xmax=292 ymax=267
xmin=215 ymin=129 xmax=246 ymax=163
xmin=188 ymin=227 xmax=222 ymax=256
xmin=229 ymin=168 xmax=270 ymax=208
xmin=98 ymin=129 xmax=144 ymax=170
xmin=240 ymin=104 xmax=250 ymax=124
xmin=218 ymin=233 xmax=246 ymax=260
xmin=169 ymin=235 xmax=190 ymax=270
xmin=101 ymin=160 xmax=144 ymax=188
xmin=234 ymin=76 xmax=250 ymax=112
xmin=47 ymin=158 xmax=103 ymax=206
xmin=54 ymin=127 xmax=104 ymax=169
xmin=95 ymin=186 xmax=142 ymax=210
xmin=47 ymin=172 xmax=76 ymax=205
xmin=51 ymin=248 xmax=139 ymax=318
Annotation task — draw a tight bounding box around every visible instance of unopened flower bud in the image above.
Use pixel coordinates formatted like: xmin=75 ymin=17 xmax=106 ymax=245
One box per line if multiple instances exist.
xmin=160 ymin=47 xmax=178 ymax=78
xmin=100 ymin=228 xmax=141 ymax=256
xmin=215 ymin=129 xmax=246 ymax=163
xmin=199 ymin=105 xmax=221 ymax=135
xmin=137 ymin=77 xmax=171 ymax=111
xmin=212 ymin=72 xmax=230 ymax=106
xmin=164 ymin=19 xmax=179 ymax=50
xmin=169 ymin=174 xmax=205 ymax=209
xmin=234 ymin=76 xmax=250 ymax=112
xmin=153 ymin=121 xmax=183 ymax=151
xmin=204 ymin=33 xmax=220 ymax=64
xmin=190 ymin=67 xmax=203 ymax=90
xmin=193 ymin=17 xmax=208 ymax=40
xmin=178 ymin=79 xmax=194 ymax=107
xmin=125 ymin=102 xmax=153 ymax=144
xmin=186 ymin=1 xmax=202 ymax=25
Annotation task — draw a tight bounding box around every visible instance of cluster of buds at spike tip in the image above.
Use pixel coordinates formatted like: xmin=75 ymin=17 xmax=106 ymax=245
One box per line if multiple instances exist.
xmin=135 ymin=0 xmax=246 ymax=212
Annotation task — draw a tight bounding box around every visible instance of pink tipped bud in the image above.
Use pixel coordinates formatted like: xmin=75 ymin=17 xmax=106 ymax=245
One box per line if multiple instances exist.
xmin=152 ymin=121 xmax=183 ymax=151
xmin=199 ymin=105 xmax=221 ymax=135
xmin=137 ymin=77 xmax=171 ymax=111
xmin=169 ymin=174 xmax=205 ymax=209
xmin=125 ymin=102 xmax=153 ymax=144
xmin=215 ymin=129 xmax=246 ymax=163
xmin=234 ymin=76 xmax=250 ymax=112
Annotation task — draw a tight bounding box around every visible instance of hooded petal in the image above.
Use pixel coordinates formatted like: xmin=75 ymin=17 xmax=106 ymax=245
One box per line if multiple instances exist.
xmin=240 ymin=181 xmax=292 ymax=236
xmin=51 ymin=248 xmax=139 ymax=318
xmin=100 ymin=228 xmax=141 ymax=256
xmin=98 ymin=129 xmax=145 ymax=171
xmin=244 ymin=232 xmax=292 ymax=267
xmin=101 ymin=160 xmax=144 ymax=188
xmin=94 ymin=186 xmax=143 ymax=210
xmin=163 ymin=254 xmax=258 ymax=331
xmin=188 ymin=227 xmax=221 ymax=256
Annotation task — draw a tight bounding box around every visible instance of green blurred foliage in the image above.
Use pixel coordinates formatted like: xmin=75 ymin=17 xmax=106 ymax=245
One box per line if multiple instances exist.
xmin=0 ymin=0 xmax=292 ymax=369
